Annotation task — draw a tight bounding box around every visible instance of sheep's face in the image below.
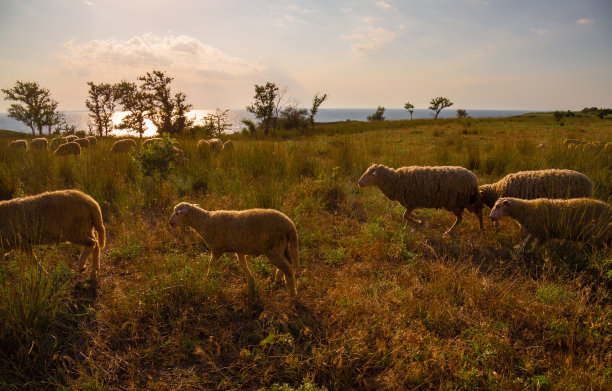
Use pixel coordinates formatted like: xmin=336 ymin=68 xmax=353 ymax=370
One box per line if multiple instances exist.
xmin=358 ymin=165 xmax=380 ymax=187
xmin=169 ymin=204 xmax=191 ymax=228
xmin=490 ymin=198 xmax=511 ymax=221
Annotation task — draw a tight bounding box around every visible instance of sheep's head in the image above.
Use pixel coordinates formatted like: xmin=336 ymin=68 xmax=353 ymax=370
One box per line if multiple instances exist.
xmin=490 ymin=198 xmax=511 ymax=221
xmin=479 ymin=184 xmax=497 ymax=209
xmin=358 ymin=164 xmax=382 ymax=187
xmin=169 ymin=202 xmax=197 ymax=228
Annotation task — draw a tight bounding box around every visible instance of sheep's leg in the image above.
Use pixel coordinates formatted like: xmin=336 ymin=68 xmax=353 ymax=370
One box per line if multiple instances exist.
xmin=90 ymin=244 xmax=100 ymax=281
xmin=236 ymin=253 xmax=256 ymax=294
xmin=444 ymin=211 xmax=463 ymax=236
xmin=517 ymin=234 xmax=536 ymax=254
xmin=274 ymin=268 xmax=285 ymax=284
xmin=268 ymin=253 xmax=297 ymax=297
xmin=402 ymin=208 xmax=423 ymax=228
xmin=209 ymin=252 xmax=222 ymax=269
xmin=474 ymin=207 xmax=484 ymax=233
xmin=77 ymin=245 xmax=93 ymax=272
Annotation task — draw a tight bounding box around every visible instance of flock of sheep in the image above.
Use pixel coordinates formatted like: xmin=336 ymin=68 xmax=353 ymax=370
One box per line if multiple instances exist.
xmin=1 ymin=135 xmax=611 ymax=298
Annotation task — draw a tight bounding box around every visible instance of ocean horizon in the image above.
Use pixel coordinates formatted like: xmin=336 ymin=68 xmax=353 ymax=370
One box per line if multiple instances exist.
xmin=0 ymin=108 xmax=531 ymax=137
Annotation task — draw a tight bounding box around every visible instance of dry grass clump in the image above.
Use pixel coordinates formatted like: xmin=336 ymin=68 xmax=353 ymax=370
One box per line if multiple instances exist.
xmin=0 ymin=116 xmax=611 ymax=390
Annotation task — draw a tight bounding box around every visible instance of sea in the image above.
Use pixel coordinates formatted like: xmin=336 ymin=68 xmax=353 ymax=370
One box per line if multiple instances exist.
xmin=0 ymin=108 xmax=530 ymax=137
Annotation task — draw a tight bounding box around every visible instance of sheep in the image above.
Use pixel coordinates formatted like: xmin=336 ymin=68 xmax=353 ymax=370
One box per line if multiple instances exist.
xmin=168 ymin=202 xmax=299 ymax=296
xmin=49 ymin=137 xmax=67 ymax=151
xmin=142 ymin=137 xmax=162 ymax=147
xmin=222 ymin=140 xmax=234 ymax=152
xmin=358 ymin=164 xmax=483 ymax=235
xmin=605 ymin=142 xmax=612 ymax=153
xmin=109 ymin=139 xmax=136 ymax=153
xmin=8 ymin=140 xmax=28 ymax=151
xmin=490 ymin=197 xmax=612 ymax=252
xmin=0 ymin=190 xmax=106 ymax=281
xmin=65 ymin=135 xmax=79 ymax=142
xmin=74 ymin=138 xmax=90 ymax=149
xmin=563 ymin=138 xmax=584 ymax=147
xmin=54 ymin=141 xmax=81 ymax=156
xmin=29 ymin=138 xmax=49 ymax=151
xmin=478 ymin=169 xmax=593 ymax=210
xmin=208 ymin=138 xmax=223 ymax=153
xmin=85 ymin=136 xmax=97 ymax=146
xmin=197 ymin=139 xmax=212 ymax=156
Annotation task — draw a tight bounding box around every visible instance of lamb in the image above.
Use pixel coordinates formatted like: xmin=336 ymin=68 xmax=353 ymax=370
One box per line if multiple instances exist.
xmin=109 ymin=139 xmax=137 ymax=153
xmin=478 ymin=169 xmax=593 ymax=211
xmin=29 ymin=138 xmax=49 ymax=151
xmin=489 ymin=197 xmax=612 ymax=252
xmin=74 ymin=138 xmax=90 ymax=149
xmin=85 ymin=136 xmax=97 ymax=146
xmin=358 ymin=164 xmax=483 ymax=235
xmin=65 ymin=135 xmax=79 ymax=142
xmin=54 ymin=141 xmax=81 ymax=156
xmin=8 ymin=140 xmax=28 ymax=151
xmin=168 ymin=202 xmax=299 ymax=296
xmin=0 ymin=190 xmax=106 ymax=281
xmin=222 ymin=140 xmax=234 ymax=152
xmin=49 ymin=137 xmax=67 ymax=151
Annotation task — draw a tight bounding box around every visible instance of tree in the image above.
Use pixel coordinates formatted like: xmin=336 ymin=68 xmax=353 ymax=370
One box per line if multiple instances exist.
xmin=131 ymin=134 xmax=177 ymax=202
xmin=115 ymin=81 xmax=149 ymax=139
xmin=309 ymin=92 xmax=328 ymax=128
xmin=457 ymin=109 xmax=468 ymax=118
xmin=2 ymin=81 xmax=60 ymax=135
xmin=280 ymin=104 xmax=309 ymax=130
xmin=203 ymin=109 xmax=233 ymax=138
xmin=139 ymin=70 xmax=193 ymax=135
xmin=429 ymin=96 xmax=453 ymax=119
xmin=367 ymin=106 xmax=385 ymax=121
xmin=246 ymin=82 xmax=279 ymax=135
xmin=404 ymin=101 xmax=414 ymax=120
xmin=41 ymin=99 xmax=66 ymax=134
xmin=85 ymin=82 xmax=118 ymax=137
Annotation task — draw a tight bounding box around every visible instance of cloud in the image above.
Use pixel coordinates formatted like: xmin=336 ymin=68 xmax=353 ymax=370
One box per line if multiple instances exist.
xmin=84 ymin=1 xmax=95 ymax=6
xmin=342 ymin=26 xmax=395 ymax=54
xmin=58 ymin=33 xmax=264 ymax=81
xmin=576 ymin=18 xmax=594 ymax=25
xmin=376 ymin=1 xmax=391 ymax=9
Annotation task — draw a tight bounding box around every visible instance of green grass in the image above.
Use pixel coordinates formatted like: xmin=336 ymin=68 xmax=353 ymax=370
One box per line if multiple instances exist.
xmin=0 ymin=116 xmax=611 ymax=390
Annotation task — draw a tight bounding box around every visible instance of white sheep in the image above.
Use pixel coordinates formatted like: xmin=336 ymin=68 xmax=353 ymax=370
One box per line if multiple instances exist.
xmin=222 ymin=140 xmax=234 ymax=153
xmin=207 ymin=138 xmax=223 ymax=153
xmin=0 ymin=190 xmax=106 ymax=281
xmin=142 ymin=137 xmax=162 ymax=147
xmin=54 ymin=141 xmax=81 ymax=156
xmin=65 ymin=135 xmax=79 ymax=142
xmin=490 ymin=197 xmax=612 ymax=252
xmin=8 ymin=139 xmax=28 ymax=151
xmin=358 ymin=164 xmax=483 ymax=235
xmin=74 ymin=138 xmax=90 ymax=149
xmin=109 ymin=139 xmax=137 ymax=153
xmin=29 ymin=138 xmax=49 ymax=151
xmin=169 ymin=202 xmax=300 ymax=296
xmin=85 ymin=135 xmax=97 ymax=146
xmin=49 ymin=137 xmax=67 ymax=151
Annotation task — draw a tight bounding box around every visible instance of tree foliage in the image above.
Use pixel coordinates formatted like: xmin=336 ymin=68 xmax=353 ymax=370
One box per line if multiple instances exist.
xmin=367 ymin=106 xmax=385 ymax=121
xmin=203 ymin=109 xmax=233 ymax=138
xmin=429 ymin=96 xmax=453 ymax=119
xmin=309 ymin=92 xmax=328 ymax=128
xmin=246 ymin=82 xmax=279 ymax=135
xmin=115 ymin=81 xmax=149 ymax=139
xmin=457 ymin=109 xmax=468 ymax=118
xmin=404 ymin=101 xmax=414 ymax=120
xmin=85 ymin=82 xmax=118 ymax=137
xmin=2 ymin=81 xmax=62 ymax=135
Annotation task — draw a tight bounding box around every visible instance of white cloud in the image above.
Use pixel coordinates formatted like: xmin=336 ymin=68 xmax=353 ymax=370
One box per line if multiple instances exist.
xmin=84 ymin=1 xmax=95 ymax=6
xmin=342 ymin=26 xmax=395 ymax=54
xmin=58 ymin=33 xmax=264 ymax=81
xmin=576 ymin=18 xmax=594 ymax=25
xmin=376 ymin=1 xmax=391 ymax=9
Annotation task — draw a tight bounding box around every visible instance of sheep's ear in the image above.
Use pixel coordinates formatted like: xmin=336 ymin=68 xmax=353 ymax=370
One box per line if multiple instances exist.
xmin=177 ymin=209 xmax=188 ymax=216
xmin=372 ymin=169 xmax=378 ymax=176
xmin=194 ymin=204 xmax=200 ymax=208
xmin=502 ymin=199 xmax=510 ymax=206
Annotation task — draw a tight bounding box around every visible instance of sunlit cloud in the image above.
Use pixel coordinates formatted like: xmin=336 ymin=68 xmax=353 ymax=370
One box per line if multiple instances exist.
xmin=84 ymin=1 xmax=95 ymax=6
xmin=58 ymin=33 xmax=264 ymax=81
xmin=342 ymin=26 xmax=395 ymax=54
xmin=576 ymin=18 xmax=594 ymax=25
xmin=376 ymin=1 xmax=391 ymax=9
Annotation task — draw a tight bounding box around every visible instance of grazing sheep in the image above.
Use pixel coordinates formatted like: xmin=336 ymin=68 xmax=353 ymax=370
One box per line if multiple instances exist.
xmin=563 ymin=138 xmax=584 ymax=146
xmin=222 ymin=140 xmax=234 ymax=152
xmin=65 ymin=135 xmax=79 ymax=142
xmin=54 ymin=141 xmax=81 ymax=156
xmin=197 ymin=139 xmax=212 ymax=156
xmin=169 ymin=202 xmax=299 ymax=296
xmin=478 ymin=169 xmax=593 ymax=210
xmin=109 ymin=139 xmax=136 ymax=153
xmin=74 ymin=138 xmax=90 ymax=149
xmin=490 ymin=197 xmax=612 ymax=252
xmin=29 ymin=138 xmax=49 ymax=151
xmin=208 ymin=138 xmax=223 ymax=153
xmin=8 ymin=140 xmax=28 ymax=151
xmin=358 ymin=164 xmax=483 ymax=235
xmin=0 ymin=190 xmax=106 ymax=281
xmin=85 ymin=136 xmax=97 ymax=146
xmin=142 ymin=137 xmax=162 ymax=147
xmin=604 ymin=142 xmax=612 ymax=152
xmin=49 ymin=137 xmax=67 ymax=151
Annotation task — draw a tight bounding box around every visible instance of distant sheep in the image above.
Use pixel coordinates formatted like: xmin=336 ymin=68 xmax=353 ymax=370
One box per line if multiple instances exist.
xmin=358 ymin=164 xmax=483 ymax=235
xmin=605 ymin=142 xmax=612 ymax=153
xmin=109 ymin=139 xmax=136 ymax=153
xmin=197 ymin=139 xmax=212 ymax=156
xmin=142 ymin=137 xmax=162 ymax=147
xmin=85 ymin=136 xmax=97 ymax=146
xmin=65 ymin=135 xmax=79 ymax=142
xmin=29 ymin=138 xmax=49 ymax=151
xmin=222 ymin=140 xmax=234 ymax=152
xmin=208 ymin=138 xmax=223 ymax=153
xmin=490 ymin=197 xmax=612 ymax=252
xmin=54 ymin=142 xmax=81 ymax=156
xmin=49 ymin=137 xmax=67 ymax=151
xmin=563 ymin=138 xmax=584 ymax=147
xmin=8 ymin=140 xmax=28 ymax=151
xmin=169 ymin=202 xmax=299 ymax=296
xmin=0 ymin=190 xmax=106 ymax=281
xmin=74 ymin=138 xmax=90 ymax=149
xmin=478 ymin=169 xmax=593 ymax=210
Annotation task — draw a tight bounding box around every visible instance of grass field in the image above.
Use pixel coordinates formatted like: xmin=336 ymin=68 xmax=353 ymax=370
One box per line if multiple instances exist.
xmin=0 ymin=116 xmax=611 ymax=390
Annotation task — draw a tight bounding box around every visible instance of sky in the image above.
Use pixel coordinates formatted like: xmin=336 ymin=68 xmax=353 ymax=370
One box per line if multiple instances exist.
xmin=1 ymin=0 xmax=611 ymax=112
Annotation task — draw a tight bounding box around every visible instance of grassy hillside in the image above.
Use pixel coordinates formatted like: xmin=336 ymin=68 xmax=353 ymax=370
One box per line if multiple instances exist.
xmin=0 ymin=116 xmax=611 ymax=390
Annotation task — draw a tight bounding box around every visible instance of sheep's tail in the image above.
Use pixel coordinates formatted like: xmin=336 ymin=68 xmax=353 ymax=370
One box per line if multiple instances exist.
xmin=287 ymin=228 xmax=299 ymax=269
xmin=91 ymin=202 xmax=106 ymax=249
